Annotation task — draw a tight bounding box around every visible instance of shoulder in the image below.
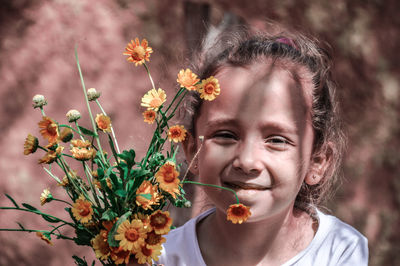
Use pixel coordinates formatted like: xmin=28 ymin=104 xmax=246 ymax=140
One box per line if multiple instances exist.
xmin=286 ymin=209 xmax=369 ymax=266
xmin=156 ymin=208 xmax=214 ymax=266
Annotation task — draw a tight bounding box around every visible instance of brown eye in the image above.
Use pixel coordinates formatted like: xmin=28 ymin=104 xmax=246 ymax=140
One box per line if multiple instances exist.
xmin=265 ymin=136 xmax=290 ymax=150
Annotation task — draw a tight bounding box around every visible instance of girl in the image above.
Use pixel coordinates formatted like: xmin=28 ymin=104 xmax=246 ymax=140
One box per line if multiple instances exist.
xmin=157 ymin=30 xmax=368 ymax=265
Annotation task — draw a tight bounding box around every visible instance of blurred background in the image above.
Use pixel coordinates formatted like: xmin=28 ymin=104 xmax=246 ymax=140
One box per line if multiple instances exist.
xmin=0 ymin=0 xmax=399 ymax=265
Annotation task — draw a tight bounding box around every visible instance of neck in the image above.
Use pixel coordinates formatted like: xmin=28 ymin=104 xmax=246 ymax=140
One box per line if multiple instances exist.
xmin=197 ymin=206 xmax=315 ymax=265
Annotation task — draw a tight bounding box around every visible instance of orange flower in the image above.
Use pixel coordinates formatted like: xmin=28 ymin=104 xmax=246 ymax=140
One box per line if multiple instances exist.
xmin=135 ymin=243 xmax=162 ymax=264
xmin=123 ymin=38 xmax=153 ymax=66
xmin=143 ymin=109 xmax=156 ymax=124
xmin=38 ymin=146 xmax=64 ymax=164
xmin=24 ymin=134 xmax=38 ymax=155
xmin=114 ymin=219 xmax=148 ymax=252
xmin=95 ymin=114 xmax=112 ymax=132
xmin=71 ymin=196 xmax=93 ymax=223
xmin=135 ymin=181 xmax=162 ymax=210
xmin=36 ymin=232 xmax=53 ymax=245
xmin=141 ymin=88 xmax=166 ymax=111
xmin=38 ymin=116 xmax=59 ymax=144
xmin=91 ymin=232 xmax=111 ymax=260
xmin=40 ymin=188 xmax=53 ymax=206
xmin=145 ymin=230 xmax=166 ymax=247
xmin=226 ymin=203 xmax=251 ymax=224
xmin=110 ymin=246 xmax=131 ymax=265
xmin=70 ymin=139 xmax=96 ymax=161
xmin=167 ymin=125 xmax=187 ymax=143
xmin=149 ymin=210 xmax=172 ymax=234
xmin=177 ymin=68 xmax=200 ymax=91
xmin=197 ymin=76 xmax=220 ymax=101
xmin=155 ymin=161 xmax=181 ymax=199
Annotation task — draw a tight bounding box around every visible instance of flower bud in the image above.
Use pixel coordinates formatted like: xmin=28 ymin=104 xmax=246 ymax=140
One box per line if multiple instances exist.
xmin=60 ymin=127 xmax=74 ymax=142
xmin=66 ymin=109 xmax=81 ymax=123
xmin=87 ymin=88 xmax=101 ymax=101
xmin=184 ymin=200 xmax=192 ymax=208
xmin=32 ymin=94 xmax=47 ymax=108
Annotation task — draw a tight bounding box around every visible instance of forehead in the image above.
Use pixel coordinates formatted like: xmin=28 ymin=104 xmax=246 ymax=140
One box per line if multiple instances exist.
xmin=196 ymin=60 xmax=314 ymax=131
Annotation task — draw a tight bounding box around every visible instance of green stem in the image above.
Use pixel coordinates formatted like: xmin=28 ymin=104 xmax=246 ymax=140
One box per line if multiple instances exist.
xmin=83 ymin=162 xmax=101 ymax=208
xmin=58 ymin=124 xmax=82 ymax=136
xmin=40 ymin=107 xmax=46 ymax=116
xmin=75 ymin=47 xmax=107 ymax=165
xmin=53 ymin=198 xmax=72 ymax=206
xmin=0 ymin=228 xmax=74 ymax=241
xmin=182 ymin=181 xmax=240 ymax=204
xmin=0 ymin=207 xmax=75 ymax=226
xmin=74 ymin=121 xmax=86 ymax=141
xmin=143 ymin=63 xmax=156 ymax=90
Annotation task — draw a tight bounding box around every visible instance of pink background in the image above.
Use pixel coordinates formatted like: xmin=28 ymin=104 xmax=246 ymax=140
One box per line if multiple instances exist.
xmin=1 ymin=1 xmax=399 ymax=265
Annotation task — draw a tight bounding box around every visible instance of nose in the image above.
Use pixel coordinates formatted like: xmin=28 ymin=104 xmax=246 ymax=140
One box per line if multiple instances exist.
xmin=232 ymin=138 xmax=264 ymax=175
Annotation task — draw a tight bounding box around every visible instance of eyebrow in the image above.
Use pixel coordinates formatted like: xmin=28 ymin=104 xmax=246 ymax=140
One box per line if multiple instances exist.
xmin=205 ymin=118 xmax=298 ymax=135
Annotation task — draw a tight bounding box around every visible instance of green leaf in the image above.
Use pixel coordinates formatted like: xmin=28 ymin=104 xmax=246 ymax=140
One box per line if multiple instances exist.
xmin=107 ymin=211 xmax=132 ymax=247
xmin=72 ymin=255 xmax=89 ymax=266
xmin=101 ymin=209 xmax=117 ymax=221
xmin=42 ymin=214 xmax=61 ymax=223
xmin=22 ymin=203 xmax=38 ymax=211
xmin=78 ymin=126 xmax=97 ymax=137
xmin=5 ymin=194 xmax=19 ymax=208
xmin=74 ymin=227 xmax=94 ymax=246
xmin=115 ymin=189 xmax=127 ymax=198
xmin=117 ymin=149 xmax=135 ymax=169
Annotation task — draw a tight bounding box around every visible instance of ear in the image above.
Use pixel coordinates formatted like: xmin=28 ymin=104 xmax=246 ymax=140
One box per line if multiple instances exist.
xmin=305 ymin=143 xmax=334 ymax=186
xmin=182 ymin=132 xmax=199 ymax=175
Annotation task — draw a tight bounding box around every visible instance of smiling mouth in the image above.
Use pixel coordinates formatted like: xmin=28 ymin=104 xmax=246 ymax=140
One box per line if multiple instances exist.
xmin=223 ymin=182 xmax=269 ymax=191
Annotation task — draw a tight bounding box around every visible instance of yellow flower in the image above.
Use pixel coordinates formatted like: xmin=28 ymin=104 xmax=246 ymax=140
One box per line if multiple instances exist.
xmin=38 ymin=116 xmax=59 ymax=144
xmin=143 ymin=109 xmax=156 ymax=124
xmin=71 ymin=196 xmax=93 ymax=224
xmin=197 ymin=76 xmax=220 ymax=101
xmin=226 ymin=203 xmax=251 ymax=224
xmin=155 ymin=161 xmax=181 ymax=199
xmin=58 ymin=170 xmax=78 ymax=187
xmin=167 ymin=125 xmax=187 ymax=143
xmin=70 ymin=139 xmax=96 ymax=161
xmin=110 ymin=247 xmax=131 ymax=265
xmin=38 ymin=146 xmax=64 ymax=164
xmin=40 ymin=188 xmax=53 ymax=206
xmin=135 ymin=181 xmax=162 ymax=210
xmin=59 ymin=128 xmax=73 ymax=142
xmin=123 ymin=38 xmax=153 ymax=66
xmin=144 ymin=230 xmax=166 ymax=248
xmin=95 ymin=113 xmax=112 ymax=132
xmin=141 ymin=88 xmax=166 ymax=111
xmin=149 ymin=210 xmax=172 ymax=235
xmin=91 ymin=232 xmax=111 ymax=260
xmin=114 ymin=219 xmax=148 ymax=252
xmin=36 ymin=232 xmax=53 ymax=245
xmin=135 ymin=243 xmax=162 ymax=264
xmin=23 ymin=134 xmax=38 ymax=155
xmin=177 ymin=68 xmax=200 ymax=91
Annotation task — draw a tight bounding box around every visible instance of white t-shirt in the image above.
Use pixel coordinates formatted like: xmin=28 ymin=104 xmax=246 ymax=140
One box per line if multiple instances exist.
xmin=157 ymin=208 xmax=368 ymax=266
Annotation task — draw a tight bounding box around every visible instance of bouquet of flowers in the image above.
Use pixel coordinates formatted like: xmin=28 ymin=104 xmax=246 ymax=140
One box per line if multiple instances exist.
xmin=0 ymin=38 xmax=251 ymax=265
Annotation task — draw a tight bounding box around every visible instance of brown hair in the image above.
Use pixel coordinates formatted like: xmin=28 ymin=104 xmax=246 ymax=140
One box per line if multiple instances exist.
xmin=179 ymin=28 xmax=346 ymax=211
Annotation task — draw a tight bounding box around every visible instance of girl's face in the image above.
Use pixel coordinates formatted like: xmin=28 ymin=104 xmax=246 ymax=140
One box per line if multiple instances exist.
xmin=191 ymin=61 xmax=317 ymax=222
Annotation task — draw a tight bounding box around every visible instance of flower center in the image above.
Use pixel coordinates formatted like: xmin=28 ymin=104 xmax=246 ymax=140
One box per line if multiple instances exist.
xmin=170 ymin=129 xmax=181 ymax=138
xmin=151 ymin=214 xmax=167 ymax=228
xmin=146 ymin=231 xmax=161 ymax=245
xmin=204 ymin=83 xmax=215 ymax=94
xmin=163 ymin=167 xmax=176 ymax=183
xmin=141 ymin=245 xmax=153 ymax=256
xmin=79 ymin=205 xmax=91 ymax=216
xmin=232 ymin=206 xmax=245 ymax=216
xmin=131 ymin=46 xmax=146 ymax=61
xmin=125 ymin=228 xmax=139 ymax=242
xmin=47 ymin=123 xmax=58 ymax=136
xmin=150 ymin=98 xmax=162 ymax=108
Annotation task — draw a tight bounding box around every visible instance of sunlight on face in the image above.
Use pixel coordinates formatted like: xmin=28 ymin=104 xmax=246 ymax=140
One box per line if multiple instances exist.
xmin=194 ymin=61 xmax=315 ymax=222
